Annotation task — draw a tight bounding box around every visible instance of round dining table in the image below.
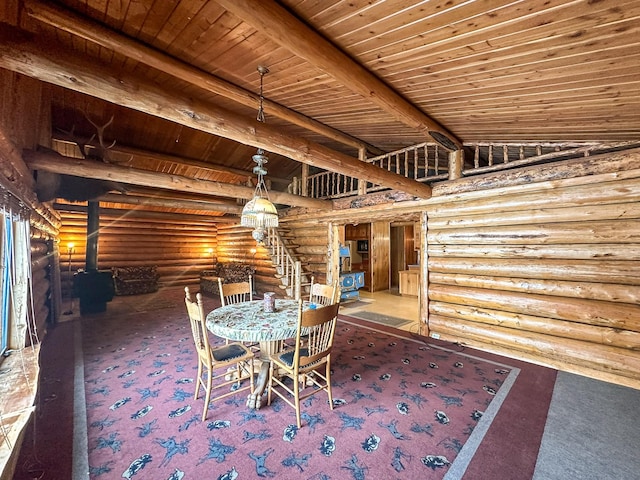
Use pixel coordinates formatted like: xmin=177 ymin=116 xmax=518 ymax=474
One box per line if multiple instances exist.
xmin=206 ymin=299 xmax=308 ymax=345
xmin=206 ymin=299 xmax=311 ymax=409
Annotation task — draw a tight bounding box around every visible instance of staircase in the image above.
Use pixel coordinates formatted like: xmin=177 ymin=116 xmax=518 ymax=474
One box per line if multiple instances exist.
xmin=265 ymin=227 xmax=311 ymax=300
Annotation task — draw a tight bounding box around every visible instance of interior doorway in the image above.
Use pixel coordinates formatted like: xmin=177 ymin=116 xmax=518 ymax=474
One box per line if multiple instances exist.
xmin=390 ymin=226 xmax=404 ymax=288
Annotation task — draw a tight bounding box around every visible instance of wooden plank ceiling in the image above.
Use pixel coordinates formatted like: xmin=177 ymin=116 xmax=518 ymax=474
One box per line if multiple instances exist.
xmin=2 ymin=0 xmax=640 ymax=217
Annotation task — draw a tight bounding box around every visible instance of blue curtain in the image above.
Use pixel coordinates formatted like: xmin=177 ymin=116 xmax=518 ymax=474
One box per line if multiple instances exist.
xmin=1 ymin=215 xmax=13 ymax=354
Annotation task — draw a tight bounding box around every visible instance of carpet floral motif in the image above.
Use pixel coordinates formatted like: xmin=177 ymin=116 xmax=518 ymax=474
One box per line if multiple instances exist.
xmin=82 ymin=307 xmax=511 ymax=479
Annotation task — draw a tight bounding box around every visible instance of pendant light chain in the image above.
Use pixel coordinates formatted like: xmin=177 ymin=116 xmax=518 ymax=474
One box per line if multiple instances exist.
xmin=240 ymin=65 xmax=278 ymax=244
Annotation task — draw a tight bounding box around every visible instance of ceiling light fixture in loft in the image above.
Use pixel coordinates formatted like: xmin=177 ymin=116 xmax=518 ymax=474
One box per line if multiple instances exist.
xmin=240 ymin=66 xmax=278 ymax=244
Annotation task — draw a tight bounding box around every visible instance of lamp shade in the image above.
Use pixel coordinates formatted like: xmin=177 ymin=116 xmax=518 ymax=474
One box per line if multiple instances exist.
xmin=240 ymin=196 xmax=279 ymax=228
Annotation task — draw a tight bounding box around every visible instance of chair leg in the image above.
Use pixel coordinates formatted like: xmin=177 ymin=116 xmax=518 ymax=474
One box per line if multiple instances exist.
xmin=194 ymin=360 xmax=203 ymax=400
xmin=294 ymin=373 xmax=302 ymax=428
xmin=202 ymin=367 xmax=213 ymax=422
xmin=326 ymin=361 xmax=334 ymax=410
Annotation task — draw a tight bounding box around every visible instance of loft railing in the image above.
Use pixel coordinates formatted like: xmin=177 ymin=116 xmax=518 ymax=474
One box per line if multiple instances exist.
xmin=307 ymin=143 xmax=448 ymax=199
xmin=304 ymin=141 xmax=640 ymax=200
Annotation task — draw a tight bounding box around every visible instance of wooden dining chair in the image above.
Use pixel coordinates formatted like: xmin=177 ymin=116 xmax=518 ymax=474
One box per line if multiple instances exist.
xmin=267 ymin=301 xmax=340 ymax=428
xmin=217 ymin=275 xmax=258 ymax=350
xmin=309 ymin=276 xmax=340 ymax=305
xmin=218 ymin=275 xmax=253 ymax=306
xmin=184 ymin=286 xmax=255 ymax=421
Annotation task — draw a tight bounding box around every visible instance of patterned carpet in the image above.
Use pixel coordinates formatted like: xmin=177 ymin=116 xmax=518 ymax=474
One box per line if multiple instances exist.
xmin=75 ymin=294 xmax=518 ymax=479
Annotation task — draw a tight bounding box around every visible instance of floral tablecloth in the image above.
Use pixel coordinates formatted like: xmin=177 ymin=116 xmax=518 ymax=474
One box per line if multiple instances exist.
xmin=206 ymin=299 xmax=309 ymax=343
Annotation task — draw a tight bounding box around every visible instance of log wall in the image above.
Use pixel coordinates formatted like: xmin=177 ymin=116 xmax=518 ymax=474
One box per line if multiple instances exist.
xmin=426 ymin=172 xmax=640 ymax=389
xmin=57 ymin=209 xmax=218 ymax=294
xmin=1 ymin=68 xmax=59 ymax=341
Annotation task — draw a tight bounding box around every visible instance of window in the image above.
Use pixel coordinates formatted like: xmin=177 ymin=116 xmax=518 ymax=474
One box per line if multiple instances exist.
xmin=0 ymin=197 xmax=32 ymax=362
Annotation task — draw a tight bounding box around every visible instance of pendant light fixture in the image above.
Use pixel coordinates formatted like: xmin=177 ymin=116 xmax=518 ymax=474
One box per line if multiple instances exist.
xmin=240 ymin=66 xmax=278 ymax=244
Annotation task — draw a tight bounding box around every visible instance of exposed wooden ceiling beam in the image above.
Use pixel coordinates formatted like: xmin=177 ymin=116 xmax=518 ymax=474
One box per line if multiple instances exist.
xmin=52 ymin=136 xmax=291 ymax=186
xmin=99 ymin=193 xmax=244 ymax=215
xmin=214 ymin=0 xmax=462 ymax=151
xmin=55 ymin=202 xmax=237 ymax=222
xmin=23 ymin=149 xmax=331 ymax=210
xmin=0 ymin=26 xmax=433 ymax=198
xmin=25 ymin=0 xmax=383 ymax=156
xmin=124 ymin=186 xmax=243 ymax=204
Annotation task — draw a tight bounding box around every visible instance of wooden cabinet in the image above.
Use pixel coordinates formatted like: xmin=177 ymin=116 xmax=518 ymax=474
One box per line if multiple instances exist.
xmin=399 ymin=270 xmax=419 ymax=296
xmin=345 ymin=223 xmax=369 ymax=240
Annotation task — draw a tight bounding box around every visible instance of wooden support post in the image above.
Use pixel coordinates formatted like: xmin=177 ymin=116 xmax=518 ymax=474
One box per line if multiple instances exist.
xmin=327 ymin=222 xmax=341 ymax=287
xmin=418 ymin=211 xmax=429 ymax=337
xmin=301 ymin=163 xmax=309 ymax=197
xmin=449 ymin=149 xmax=464 ymax=180
xmin=357 ymin=147 xmax=367 ymax=195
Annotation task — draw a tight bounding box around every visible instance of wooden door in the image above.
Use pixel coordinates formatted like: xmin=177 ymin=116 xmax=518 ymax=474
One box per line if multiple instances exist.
xmin=371 ymin=221 xmax=390 ymax=292
xmin=390 ymin=226 xmax=404 ymax=287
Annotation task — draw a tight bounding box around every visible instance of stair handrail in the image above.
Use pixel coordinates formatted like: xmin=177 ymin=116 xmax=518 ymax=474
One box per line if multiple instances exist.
xmin=266 ymin=227 xmax=302 ymax=300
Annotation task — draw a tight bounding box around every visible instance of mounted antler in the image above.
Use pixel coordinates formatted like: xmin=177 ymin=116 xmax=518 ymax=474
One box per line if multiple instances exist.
xmin=85 ymin=114 xmax=116 ymax=163
xmin=34 ymin=113 xmax=126 ymax=202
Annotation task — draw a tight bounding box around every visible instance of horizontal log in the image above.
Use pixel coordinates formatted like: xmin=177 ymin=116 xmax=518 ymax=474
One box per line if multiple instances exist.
xmin=60 ymin=225 xmax=219 ymax=236
xmin=287 ymin=236 xmax=330 ymax=247
xmin=59 ymin=218 xmax=220 ymax=231
xmin=59 ymin=210 xmax=222 ymax=228
xmin=427 ymin=243 xmax=640 ymax=261
xmin=30 ymin=241 xmax=48 ymax=254
xmin=32 ymin=276 xmax=50 ymax=300
xmin=94 ymin=246 xmax=216 ymax=255
xmin=428 ymin=314 xmax=640 ymax=381
xmin=429 ymin=165 xmax=640 ymax=217
xmin=31 ymin=255 xmax=50 ymax=272
xmin=430 ymin=330 xmax=640 ymax=390
xmin=84 ymin=254 xmax=213 ymax=263
xmin=99 ymin=193 xmax=244 ymax=214
xmin=429 ymin=272 xmax=640 ymax=304
xmin=55 ymin=204 xmax=236 ymax=222
xmin=429 ymin=301 xmax=640 ymax=350
xmin=428 ymin=257 xmax=640 ymax=285
xmin=88 ymin=237 xmax=214 ymax=246
xmin=428 ymin=201 xmax=640 ymax=230
xmin=432 ymin=149 xmax=640 ymax=200
xmin=428 ymin=220 xmax=640 ymax=245
xmin=429 ymin=284 xmax=640 ymax=332
xmin=293 ymin=245 xmax=327 ymax=255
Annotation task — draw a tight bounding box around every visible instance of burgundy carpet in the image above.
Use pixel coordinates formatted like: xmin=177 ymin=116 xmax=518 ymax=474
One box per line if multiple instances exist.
xmin=13 ymin=289 xmax=557 ymax=480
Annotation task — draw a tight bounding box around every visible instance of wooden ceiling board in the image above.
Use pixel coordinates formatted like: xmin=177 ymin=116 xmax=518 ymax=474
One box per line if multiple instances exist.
xmin=6 ymin=0 xmax=639 ymax=218
xmin=335 ymin=0 xmax=564 ymax=59
xmin=151 ymin=0 xmax=212 ymax=51
xmin=134 ymin=0 xmax=180 ymax=46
